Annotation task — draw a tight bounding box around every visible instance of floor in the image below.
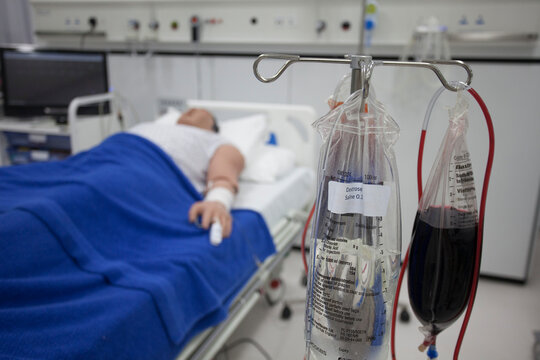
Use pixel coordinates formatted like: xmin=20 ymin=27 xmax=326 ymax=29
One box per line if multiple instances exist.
xmin=220 ymin=238 xmax=540 ymax=360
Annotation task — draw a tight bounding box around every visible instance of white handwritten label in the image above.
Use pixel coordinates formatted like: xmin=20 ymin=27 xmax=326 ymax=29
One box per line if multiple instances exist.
xmin=28 ymin=134 xmax=47 ymax=144
xmin=30 ymin=150 xmax=50 ymax=161
xmin=327 ymin=181 xmax=391 ymax=216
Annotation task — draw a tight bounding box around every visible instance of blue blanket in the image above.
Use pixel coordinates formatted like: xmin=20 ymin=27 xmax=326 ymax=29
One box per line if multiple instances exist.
xmin=0 ymin=133 xmax=275 ymax=360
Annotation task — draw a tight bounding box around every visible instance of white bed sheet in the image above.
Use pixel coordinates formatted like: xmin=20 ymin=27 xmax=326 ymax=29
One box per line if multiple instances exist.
xmin=233 ymin=167 xmax=316 ymax=230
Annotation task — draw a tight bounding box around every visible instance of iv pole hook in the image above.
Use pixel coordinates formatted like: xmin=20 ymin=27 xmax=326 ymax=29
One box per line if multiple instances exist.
xmin=252 ymin=54 xmax=350 ymax=83
xmin=377 ymin=59 xmax=473 ymax=92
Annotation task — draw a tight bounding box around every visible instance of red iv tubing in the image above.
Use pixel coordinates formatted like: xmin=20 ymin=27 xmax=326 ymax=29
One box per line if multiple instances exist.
xmin=300 ymin=86 xmax=494 ymax=360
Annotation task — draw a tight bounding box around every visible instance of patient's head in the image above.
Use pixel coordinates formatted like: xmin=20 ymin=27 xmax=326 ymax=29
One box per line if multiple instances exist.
xmin=177 ymin=108 xmax=219 ymax=132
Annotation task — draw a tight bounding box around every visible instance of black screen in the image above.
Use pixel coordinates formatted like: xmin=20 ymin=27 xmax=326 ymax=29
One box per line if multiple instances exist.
xmin=1 ymin=50 xmax=108 ymax=118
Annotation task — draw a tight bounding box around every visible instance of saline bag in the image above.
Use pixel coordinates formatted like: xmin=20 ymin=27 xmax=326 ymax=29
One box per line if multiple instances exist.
xmin=407 ymin=90 xmax=479 ymax=346
xmin=304 ymin=79 xmax=401 ymax=360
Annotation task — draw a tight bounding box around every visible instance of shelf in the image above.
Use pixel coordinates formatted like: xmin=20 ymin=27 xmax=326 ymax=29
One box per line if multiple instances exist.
xmin=0 ymin=117 xmax=70 ymax=136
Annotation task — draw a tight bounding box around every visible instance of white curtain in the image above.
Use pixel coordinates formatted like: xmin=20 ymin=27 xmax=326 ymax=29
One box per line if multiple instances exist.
xmin=0 ymin=0 xmax=33 ymax=45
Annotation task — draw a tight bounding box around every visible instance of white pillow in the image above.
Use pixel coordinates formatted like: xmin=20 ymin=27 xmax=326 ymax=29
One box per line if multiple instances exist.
xmin=219 ymin=113 xmax=268 ymax=162
xmin=241 ymin=144 xmax=296 ymax=183
xmin=155 ymin=107 xmax=182 ymax=125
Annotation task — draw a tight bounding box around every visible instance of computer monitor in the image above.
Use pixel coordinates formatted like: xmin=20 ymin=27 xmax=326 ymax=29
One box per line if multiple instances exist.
xmin=0 ymin=49 xmax=109 ymax=121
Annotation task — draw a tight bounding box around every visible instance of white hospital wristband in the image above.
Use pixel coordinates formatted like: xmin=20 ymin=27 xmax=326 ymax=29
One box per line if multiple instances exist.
xmin=204 ymin=187 xmax=234 ymax=211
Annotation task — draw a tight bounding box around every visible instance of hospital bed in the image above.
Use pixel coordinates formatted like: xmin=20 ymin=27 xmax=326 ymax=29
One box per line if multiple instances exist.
xmin=177 ymin=100 xmax=318 ymax=360
xmin=0 ymin=100 xmax=318 ymax=360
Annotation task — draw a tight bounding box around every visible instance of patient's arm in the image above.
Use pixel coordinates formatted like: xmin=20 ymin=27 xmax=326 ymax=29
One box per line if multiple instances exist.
xmin=188 ymin=144 xmax=244 ymax=238
xmin=206 ymin=144 xmax=245 ymax=194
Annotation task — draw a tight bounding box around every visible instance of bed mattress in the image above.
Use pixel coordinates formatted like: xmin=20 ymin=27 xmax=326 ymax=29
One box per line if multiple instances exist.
xmin=233 ymin=167 xmax=316 ymax=230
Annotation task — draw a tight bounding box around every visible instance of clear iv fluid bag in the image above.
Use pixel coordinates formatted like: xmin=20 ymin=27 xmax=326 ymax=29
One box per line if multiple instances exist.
xmin=407 ymin=92 xmax=478 ymax=337
xmin=305 ymin=89 xmax=401 ymax=360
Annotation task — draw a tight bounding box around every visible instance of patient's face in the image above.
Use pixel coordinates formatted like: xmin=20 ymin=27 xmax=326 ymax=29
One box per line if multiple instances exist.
xmin=177 ymin=108 xmax=215 ymax=131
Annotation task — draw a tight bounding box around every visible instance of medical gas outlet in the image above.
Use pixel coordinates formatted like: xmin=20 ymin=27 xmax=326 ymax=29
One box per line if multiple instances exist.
xmin=316 ymin=20 xmax=326 ymax=35
xmin=149 ymin=20 xmax=159 ymax=32
xmin=128 ymin=19 xmax=140 ymax=31
xmin=191 ymin=16 xmax=200 ymax=42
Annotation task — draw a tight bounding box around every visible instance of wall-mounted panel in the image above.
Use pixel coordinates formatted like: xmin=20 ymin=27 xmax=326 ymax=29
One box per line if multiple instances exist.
xmin=30 ymin=0 xmax=540 ymax=58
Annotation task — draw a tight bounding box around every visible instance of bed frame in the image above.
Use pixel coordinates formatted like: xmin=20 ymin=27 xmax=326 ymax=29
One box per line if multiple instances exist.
xmin=175 ymin=100 xmax=319 ymax=360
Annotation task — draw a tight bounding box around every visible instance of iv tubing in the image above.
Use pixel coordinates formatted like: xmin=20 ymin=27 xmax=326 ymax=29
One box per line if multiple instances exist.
xmin=390 ymin=85 xmax=495 ymax=360
xmin=301 ymin=202 xmax=316 ymax=275
xmin=454 ymin=87 xmax=494 ymax=360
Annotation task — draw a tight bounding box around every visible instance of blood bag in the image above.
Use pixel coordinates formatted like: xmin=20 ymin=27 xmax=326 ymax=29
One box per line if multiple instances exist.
xmin=407 ymin=91 xmax=478 ymax=338
xmin=305 ymin=83 xmax=401 ymax=360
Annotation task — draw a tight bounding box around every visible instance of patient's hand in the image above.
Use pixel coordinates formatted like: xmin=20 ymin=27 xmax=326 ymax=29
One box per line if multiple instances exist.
xmin=188 ymin=201 xmax=233 ymax=238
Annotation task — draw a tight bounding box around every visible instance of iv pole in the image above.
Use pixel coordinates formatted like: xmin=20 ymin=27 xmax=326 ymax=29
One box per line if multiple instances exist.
xmin=253 ymin=51 xmax=476 ymax=360
xmin=358 ymin=0 xmax=368 ymax=56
